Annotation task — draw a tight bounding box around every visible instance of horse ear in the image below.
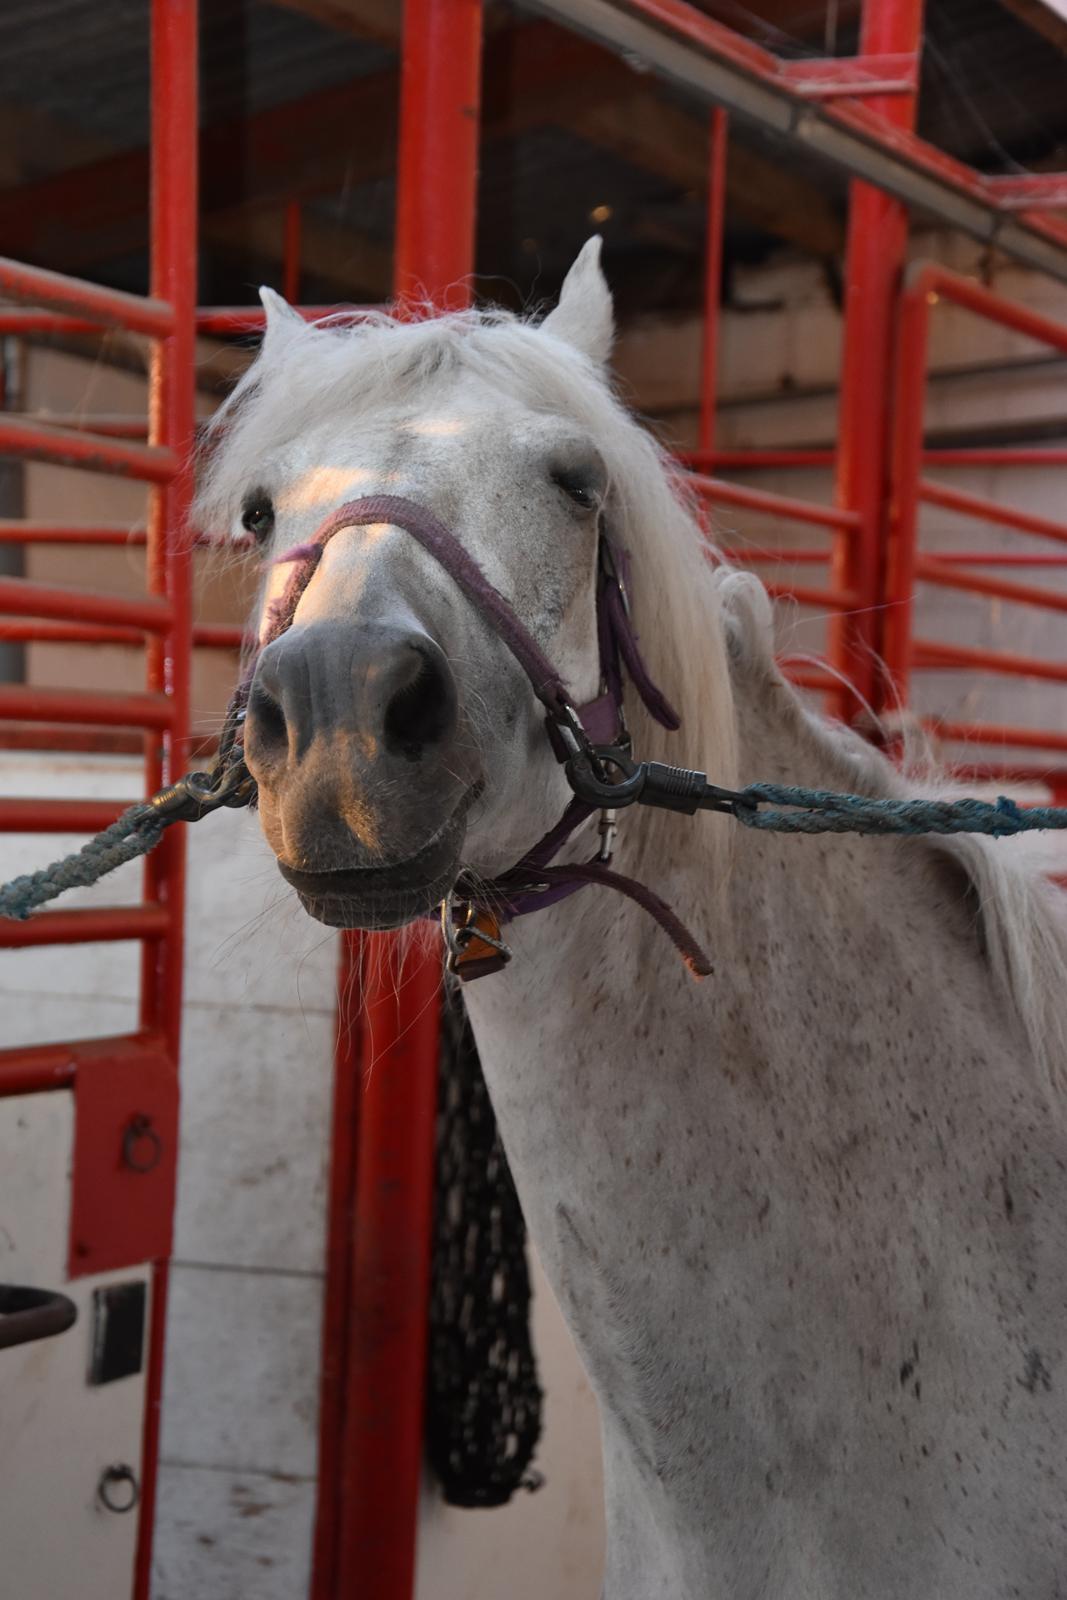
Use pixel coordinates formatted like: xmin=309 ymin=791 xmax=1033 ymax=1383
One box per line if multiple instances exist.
xmin=542 ymin=237 xmax=614 ymax=365
xmin=258 ymin=286 xmax=305 ymax=358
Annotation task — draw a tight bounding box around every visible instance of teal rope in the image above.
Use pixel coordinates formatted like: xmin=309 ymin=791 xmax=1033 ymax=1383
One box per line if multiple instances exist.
xmin=0 ymin=802 xmax=165 ymax=921
xmin=736 ymin=785 xmax=1059 ymax=838
xmin=1 ymin=784 xmax=1065 ymax=926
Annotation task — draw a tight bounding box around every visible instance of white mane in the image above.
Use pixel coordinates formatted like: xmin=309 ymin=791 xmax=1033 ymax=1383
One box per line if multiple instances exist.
xmin=197 ymin=303 xmax=1067 ymax=1091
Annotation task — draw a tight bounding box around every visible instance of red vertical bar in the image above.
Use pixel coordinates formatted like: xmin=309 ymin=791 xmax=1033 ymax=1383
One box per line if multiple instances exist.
xmin=830 ymin=0 xmax=925 ymax=714
xmin=881 ymin=282 xmax=930 ymax=708
xmin=135 ymin=3 xmax=198 ymax=1597
xmin=698 ymin=107 xmax=728 ymax=459
xmin=394 ymin=0 xmax=484 ymax=311
xmin=314 ymin=4 xmax=484 ymax=1598
xmin=283 ymin=200 xmax=302 ymax=304
xmin=336 ymin=937 xmax=442 ymax=1599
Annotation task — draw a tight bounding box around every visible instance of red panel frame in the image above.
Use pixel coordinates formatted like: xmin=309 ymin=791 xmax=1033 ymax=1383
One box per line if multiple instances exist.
xmin=883 ymin=264 xmax=1067 ymax=771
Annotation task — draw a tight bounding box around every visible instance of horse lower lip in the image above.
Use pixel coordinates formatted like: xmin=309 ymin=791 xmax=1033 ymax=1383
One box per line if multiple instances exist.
xmin=276 ymin=797 xmax=472 ymax=905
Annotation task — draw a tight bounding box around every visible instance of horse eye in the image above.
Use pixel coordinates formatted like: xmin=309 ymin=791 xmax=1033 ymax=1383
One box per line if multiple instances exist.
xmin=241 ymin=492 xmax=275 ymax=544
xmin=552 ymin=470 xmax=600 ymax=511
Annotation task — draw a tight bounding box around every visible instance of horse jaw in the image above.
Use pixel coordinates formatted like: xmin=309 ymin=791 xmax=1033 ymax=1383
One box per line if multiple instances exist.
xmin=542 ymin=236 xmax=615 ymax=366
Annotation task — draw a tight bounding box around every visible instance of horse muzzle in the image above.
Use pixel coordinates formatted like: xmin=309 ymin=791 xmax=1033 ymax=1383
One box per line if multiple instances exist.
xmin=243 ymin=616 xmax=481 ymax=925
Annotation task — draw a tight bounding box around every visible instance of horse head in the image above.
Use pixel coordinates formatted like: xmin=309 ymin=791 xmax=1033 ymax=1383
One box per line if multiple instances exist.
xmin=196 ymin=239 xmax=734 ymax=932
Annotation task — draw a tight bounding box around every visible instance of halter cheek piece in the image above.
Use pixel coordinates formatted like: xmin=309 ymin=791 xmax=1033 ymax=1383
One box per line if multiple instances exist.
xmin=206 ymin=494 xmax=752 ymax=981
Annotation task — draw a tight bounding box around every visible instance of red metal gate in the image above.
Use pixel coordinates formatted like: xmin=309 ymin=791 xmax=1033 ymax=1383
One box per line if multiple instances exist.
xmin=0 ymin=3 xmax=196 ymax=1593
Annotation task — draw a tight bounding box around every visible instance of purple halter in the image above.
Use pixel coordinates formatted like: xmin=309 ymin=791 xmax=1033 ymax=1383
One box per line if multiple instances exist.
xmin=237 ymin=495 xmax=713 ymax=980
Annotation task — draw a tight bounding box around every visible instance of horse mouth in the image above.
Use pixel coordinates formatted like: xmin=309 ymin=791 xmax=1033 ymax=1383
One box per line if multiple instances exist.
xmin=277 ymin=789 xmax=477 ymax=929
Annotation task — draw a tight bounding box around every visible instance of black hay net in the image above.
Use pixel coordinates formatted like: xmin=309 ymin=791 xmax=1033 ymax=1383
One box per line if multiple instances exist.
xmin=425 ymin=989 xmax=544 ymax=1508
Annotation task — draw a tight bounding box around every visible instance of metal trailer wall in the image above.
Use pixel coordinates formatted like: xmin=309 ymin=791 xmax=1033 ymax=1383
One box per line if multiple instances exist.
xmin=0 ymin=2 xmax=1066 ymax=1599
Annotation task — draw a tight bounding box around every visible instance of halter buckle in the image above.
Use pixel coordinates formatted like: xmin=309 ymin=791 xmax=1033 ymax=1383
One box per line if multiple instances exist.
xmin=440 ymin=893 xmax=513 ymax=981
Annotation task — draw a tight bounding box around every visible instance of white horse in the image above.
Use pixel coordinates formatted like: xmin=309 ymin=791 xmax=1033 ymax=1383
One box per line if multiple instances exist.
xmin=198 ymin=242 xmax=1067 ymax=1599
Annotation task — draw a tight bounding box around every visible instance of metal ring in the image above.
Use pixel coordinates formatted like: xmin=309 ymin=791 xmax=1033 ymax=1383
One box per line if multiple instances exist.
xmin=122 ymin=1115 xmax=162 ymax=1175
xmin=97 ymin=1463 xmax=139 ymax=1514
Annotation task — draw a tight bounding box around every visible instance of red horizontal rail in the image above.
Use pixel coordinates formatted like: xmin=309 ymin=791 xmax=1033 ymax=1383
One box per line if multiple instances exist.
xmin=909 ymin=263 xmax=1067 ymax=355
xmin=0 ymin=798 xmax=127 ymax=832
xmin=0 ymin=723 xmax=143 ymax=754
xmin=193 ymin=622 xmax=245 ymax=650
xmin=0 ymin=416 xmax=177 ymax=483
xmin=763 ymin=580 xmax=860 ymax=609
xmin=0 ymin=256 xmax=175 ymax=339
xmin=0 ymin=521 xmax=147 ymax=546
xmin=928 ymin=720 xmax=1067 ymax=753
xmin=722 ymin=547 xmax=831 ymax=564
xmin=194 ymin=304 xmax=380 ymax=336
xmin=914 ymin=555 xmax=1067 ymax=613
xmin=681 ymin=449 xmax=835 ymax=470
xmin=0 ymin=312 xmax=118 ymax=336
xmin=925 ymin=448 xmax=1067 ymax=468
xmin=0 ymin=685 xmax=174 ymax=728
xmin=0 ymin=1039 xmax=77 ymax=1096
xmin=927 ymin=552 xmax=1067 ymax=568
xmin=0 ymin=576 xmax=172 ymax=632
xmin=919 ymin=480 xmax=1067 ymax=547
xmin=11 ymin=413 xmax=151 ymax=440
xmin=951 ymin=761 xmax=1067 ymax=788
xmin=0 ymin=620 xmax=142 ymax=645
xmin=913 ymin=638 xmax=1067 ymax=683
xmin=684 ymin=448 xmax=1067 ymax=472
xmin=689 ymin=472 xmax=860 ymax=531
xmin=0 ymin=904 xmax=170 ymax=947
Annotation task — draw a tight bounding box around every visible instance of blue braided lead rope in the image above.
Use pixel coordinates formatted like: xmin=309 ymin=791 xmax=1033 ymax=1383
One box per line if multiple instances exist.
xmin=735 ymin=784 xmax=1062 ymax=838
xmin=0 ymin=802 xmax=165 ymax=921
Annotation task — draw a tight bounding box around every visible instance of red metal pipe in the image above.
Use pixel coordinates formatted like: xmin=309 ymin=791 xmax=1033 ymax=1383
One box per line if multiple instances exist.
xmin=194 ymin=305 xmax=379 ymax=335
xmin=0 ymin=724 xmax=143 ymax=754
xmin=0 ymin=1039 xmax=77 ymax=1097
xmin=721 ymin=547 xmax=831 ymax=564
xmin=682 ymin=448 xmax=835 ymax=470
xmin=698 ymin=108 xmax=727 ymax=457
xmin=0 ymin=415 xmax=177 ymax=482
xmin=925 ymin=448 xmax=1067 ymax=468
xmin=912 ymin=638 xmax=1067 ymax=682
xmin=0 ymin=255 xmax=174 ymax=338
xmin=393 ymin=0 xmax=484 ymax=311
xmin=0 ymin=576 xmax=172 ymax=632
xmin=0 ymin=620 xmax=142 ymax=646
xmin=919 ymin=480 xmax=1067 ymax=546
xmin=0 ymin=521 xmax=147 ymax=545
xmin=689 ymin=472 xmax=859 ymax=531
xmin=914 ymin=554 xmax=1067 ymax=613
xmin=927 ymin=720 xmax=1067 ymax=753
xmin=915 ymin=552 xmax=1067 ymax=567
xmin=881 ymin=276 xmax=930 ymax=707
xmin=0 ymin=313 xmax=118 ymax=336
xmin=0 ymin=685 xmax=173 ymax=727
xmin=134 ymin=5 xmax=198 ymax=1595
xmin=830 ymin=0 xmax=924 ymax=712
xmin=8 ymin=413 xmax=150 ymax=439
xmin=0 ymin=798 xmax=127 ymax=832
xmin=192 ymin=622 xmax=245 ymax=650
xmin=909 ymin=262 xmax=1067 ymax=354
xmin=763 ymin=580 xmax=860 ymax=610
xmin=0 ymin=905 xmax=169 ymax=947
xmin=336 ymin=935 xmax=442 ymax=1600
xmin=316 ymin=4 xmax=483 ymax=1597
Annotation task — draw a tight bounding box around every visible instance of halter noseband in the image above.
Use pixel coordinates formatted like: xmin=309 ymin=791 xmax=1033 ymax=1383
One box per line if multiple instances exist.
xmin=227 ymin=494 xmax=723 ymax=980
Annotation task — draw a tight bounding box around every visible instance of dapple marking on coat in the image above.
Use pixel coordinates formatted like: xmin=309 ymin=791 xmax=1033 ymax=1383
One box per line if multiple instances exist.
xmin=197 ymin=240 xmax=1067 ymax=1599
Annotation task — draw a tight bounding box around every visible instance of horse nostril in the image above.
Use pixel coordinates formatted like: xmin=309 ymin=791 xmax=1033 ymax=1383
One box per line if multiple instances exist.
xmin=383 ymin=645 xmax=456 ymax=761
xmin=247 ymin=679 xmax=288 ymax=757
